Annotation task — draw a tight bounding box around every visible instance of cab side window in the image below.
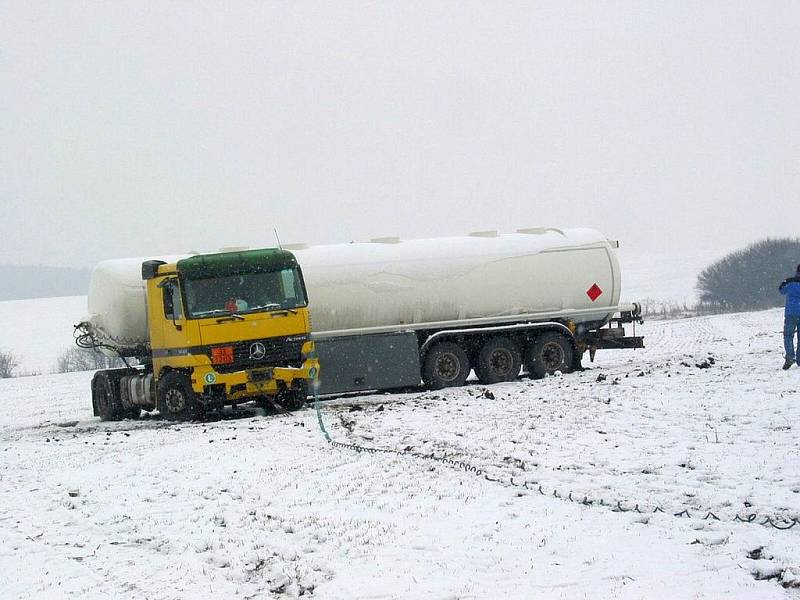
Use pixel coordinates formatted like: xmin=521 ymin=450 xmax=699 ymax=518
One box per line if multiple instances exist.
xmin=163 ymin=280 xmax=183 ymax=320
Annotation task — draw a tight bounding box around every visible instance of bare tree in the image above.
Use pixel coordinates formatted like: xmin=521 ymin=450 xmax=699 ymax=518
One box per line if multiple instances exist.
xmin=56 ymin=347 xmax=126 ymax=373
xmin=697 ymin=238 xmax=800 ymax=311
xmin=0 ymin=350 xmax=18 ymax=378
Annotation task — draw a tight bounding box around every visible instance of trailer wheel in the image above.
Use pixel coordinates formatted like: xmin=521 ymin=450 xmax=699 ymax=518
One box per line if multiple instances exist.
xmin=526 ymin=332 xmax=574 ymax=379
xmin=157 ymin=371 xmax=201 ymax=421
xmin=423 ymin=341 xmax=471 ymax=389
xmin=475 ymin=337 xmax=522 ymax=384
xmin=94 ymin=371 xmax=121 ymax=421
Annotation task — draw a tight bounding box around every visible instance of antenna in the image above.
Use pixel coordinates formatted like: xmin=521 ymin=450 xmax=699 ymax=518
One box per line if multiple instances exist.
xmin=273 ymin=228 xmax=283 ymax=250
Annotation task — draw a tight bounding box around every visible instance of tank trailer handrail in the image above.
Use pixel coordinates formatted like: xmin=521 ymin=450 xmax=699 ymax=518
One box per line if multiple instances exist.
xmin=310 ymin=302 xmax=641 ymax=341
xmin=418 ymin=322 xmax=573 ymax=357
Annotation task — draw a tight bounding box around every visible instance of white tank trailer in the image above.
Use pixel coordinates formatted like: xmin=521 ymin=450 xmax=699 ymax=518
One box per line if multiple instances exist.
xmin=83 ymin=228 xmax=643 ymax=395
xmin=85 ymin=255 xmax=186 ymax=354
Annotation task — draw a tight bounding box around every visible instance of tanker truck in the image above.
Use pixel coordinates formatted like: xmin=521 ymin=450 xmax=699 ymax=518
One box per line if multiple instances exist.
xmin=78 ymin=228 xmax=641 ymax=420
xmin=76 ymin=248 xmax=320 ymax=420
xmin=292 ymin=227 xmax=643 ymax=395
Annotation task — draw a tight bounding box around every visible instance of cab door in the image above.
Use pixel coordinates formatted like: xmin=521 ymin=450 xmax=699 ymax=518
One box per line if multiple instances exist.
xmin=158 ymin=278 xmax=194 ymax=351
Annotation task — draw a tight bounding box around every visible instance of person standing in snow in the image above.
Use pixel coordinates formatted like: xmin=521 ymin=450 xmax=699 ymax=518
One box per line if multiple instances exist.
xmin=779 ymin=264 xmax=800 ymax=369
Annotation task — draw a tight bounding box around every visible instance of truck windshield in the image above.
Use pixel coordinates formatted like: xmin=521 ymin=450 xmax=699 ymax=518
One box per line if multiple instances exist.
xmin=183 ymin=267 xmax=307 ymax=318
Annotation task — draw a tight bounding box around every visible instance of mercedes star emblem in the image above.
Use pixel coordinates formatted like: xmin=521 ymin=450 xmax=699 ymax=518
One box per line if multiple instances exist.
xmin=249 ymin=342 xmax=267 ymax=360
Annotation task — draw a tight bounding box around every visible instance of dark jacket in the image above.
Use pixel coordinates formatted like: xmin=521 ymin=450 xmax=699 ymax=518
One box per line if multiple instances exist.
xmin=779 ymin=275 xmax=800 ymax=316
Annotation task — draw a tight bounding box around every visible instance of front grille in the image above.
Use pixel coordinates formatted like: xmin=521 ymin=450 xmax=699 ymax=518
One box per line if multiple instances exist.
xmin=213 ymin=335 xmax=306 ymax=373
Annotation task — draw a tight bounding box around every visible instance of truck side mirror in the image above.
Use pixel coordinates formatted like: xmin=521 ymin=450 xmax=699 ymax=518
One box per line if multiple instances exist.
xmin=160 ymin=279 xmax=183 ymax=331
xmin=142 ymin=260 xmax=167 ymax=280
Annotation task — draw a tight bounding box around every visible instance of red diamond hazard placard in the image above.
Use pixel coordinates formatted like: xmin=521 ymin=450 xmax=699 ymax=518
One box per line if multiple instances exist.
xmin=586 ymin=283 xmax=603 ymax=302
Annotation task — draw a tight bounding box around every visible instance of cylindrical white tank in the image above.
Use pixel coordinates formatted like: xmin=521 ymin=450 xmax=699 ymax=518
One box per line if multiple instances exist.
xmin=84 ymin=228 xmax=624 ymax=351
xmin=292 ymin=228 xmax=622 ymax=334
xmin=85 ymin=255 xmax=186 ymax=350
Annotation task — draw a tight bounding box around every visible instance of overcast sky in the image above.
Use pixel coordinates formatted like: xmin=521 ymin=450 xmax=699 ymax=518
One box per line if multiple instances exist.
xmin=1 ymin=1 xmax=798 ymax=268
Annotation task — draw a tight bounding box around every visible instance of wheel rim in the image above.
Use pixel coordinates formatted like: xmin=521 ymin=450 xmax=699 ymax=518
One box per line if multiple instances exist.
xmin=434 ymin=352 xmax=461 ymax=382
xmin=489 ymin=348 xmax=513 ymax=376
xmin=541 ymin=342 xmax=565 ymax=371
xmin=164 ymin=388 xmax=186 ymax=414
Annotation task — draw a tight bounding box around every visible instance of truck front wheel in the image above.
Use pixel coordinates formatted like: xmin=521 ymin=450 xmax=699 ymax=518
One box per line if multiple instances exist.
xmin=423 ymin=341 xmax=471 ymax=389
xmin=475 ymin=337 xmax=522 ymax=384
xmin=275 ymin=386 xmax=307 ymax=411
xmin=525 ymin=333 xmax=574 ymax=379
xmin=157 ymin=371 xmax=202 ymax=421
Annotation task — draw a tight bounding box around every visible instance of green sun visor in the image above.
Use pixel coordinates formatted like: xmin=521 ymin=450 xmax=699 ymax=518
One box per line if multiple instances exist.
xmin=177 ymin=248 xmax=298 ymax=279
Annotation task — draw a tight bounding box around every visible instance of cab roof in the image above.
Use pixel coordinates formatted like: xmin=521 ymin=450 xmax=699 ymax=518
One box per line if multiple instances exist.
xmin=176 ymin=248 xmax=297 ymax=279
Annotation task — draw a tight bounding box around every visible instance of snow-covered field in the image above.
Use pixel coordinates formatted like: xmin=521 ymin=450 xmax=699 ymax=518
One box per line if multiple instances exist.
xmin=1 ymin=296 xmax=87 ymax=376
xmin=1 ymin=306 xmax=799 ymax=598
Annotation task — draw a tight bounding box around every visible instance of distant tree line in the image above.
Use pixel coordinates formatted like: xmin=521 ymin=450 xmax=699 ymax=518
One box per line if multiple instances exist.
xmin=56 ymin=347 xmax=126 ymax=373
xmin=697 ymin=238 xmax=800 ymax=311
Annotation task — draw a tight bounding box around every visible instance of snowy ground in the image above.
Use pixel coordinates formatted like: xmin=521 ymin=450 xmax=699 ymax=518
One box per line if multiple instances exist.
xmin=1 ymin=308 xmax=799 ymax=598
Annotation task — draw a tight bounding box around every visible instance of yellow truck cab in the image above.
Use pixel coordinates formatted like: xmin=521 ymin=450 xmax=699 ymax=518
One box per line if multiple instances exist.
xmin=86 ymin=248 xmax=319 ymax=421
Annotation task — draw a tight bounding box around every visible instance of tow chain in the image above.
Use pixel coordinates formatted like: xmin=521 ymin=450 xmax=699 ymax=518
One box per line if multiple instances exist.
xmin=311 ymin=385 xmax=799 ymax=531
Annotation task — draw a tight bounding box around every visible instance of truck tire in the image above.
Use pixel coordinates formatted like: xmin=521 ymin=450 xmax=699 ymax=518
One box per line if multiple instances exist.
xmin=122 ymin=406 xmax=141 ymax=420
xmin=275 ymin=386 xmax=307 ymax=411
xmin=423 ymin=341 xmax=471 ymax=389
xmin=94 ymin=371 xmax=122 ymax=421
xmin=525 ymin=332 xmax=574 ymax=379
xmin=475 ymin=337 xmax=522 ymax=384
xmin=157 ymin=371 xmax=201 ymax=421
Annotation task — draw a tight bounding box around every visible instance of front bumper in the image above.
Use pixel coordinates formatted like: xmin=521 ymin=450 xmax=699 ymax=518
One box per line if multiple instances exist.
xmin=190 ymin=358 xmax=320 ymax=400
